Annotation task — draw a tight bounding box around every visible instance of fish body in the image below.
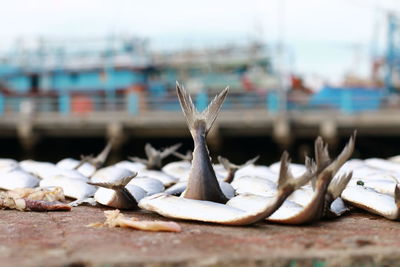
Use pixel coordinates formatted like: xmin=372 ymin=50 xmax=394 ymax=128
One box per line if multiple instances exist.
xmin=127 ymin=177 xmax=165 ymax=195
xmin=0 ymin=169 xmax=39 ymax=190
xmin=91 ymin=166 xmax=134 ymax=183
xmin=57 ymin=158 xmax=96 ymax=177
xmin=40 ymin=175 xmax=96 ymax=200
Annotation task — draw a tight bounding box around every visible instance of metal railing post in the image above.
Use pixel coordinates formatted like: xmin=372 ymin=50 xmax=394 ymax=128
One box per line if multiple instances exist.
xmin=128 ymin=92 xmax=139 ymax=115
xmin=0 ymin=94 xmax=4 ymax=115
xmin=59 ymin=91 xmax=70 ymax=115
xmin=267 ymin=91 xmax=280 ymax=113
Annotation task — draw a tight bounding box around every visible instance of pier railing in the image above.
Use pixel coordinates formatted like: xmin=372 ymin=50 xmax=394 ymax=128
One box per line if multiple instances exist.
xmin=0 ymin=90 xmax=391 ymax=116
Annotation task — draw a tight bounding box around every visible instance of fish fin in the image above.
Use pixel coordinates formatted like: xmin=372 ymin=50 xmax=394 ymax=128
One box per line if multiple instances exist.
xmin=176 ymin=82 xmax=228 ymax=135
xmin=325 ymin=131 xmax=356 ymax=176
xmin=277 ymin=152 xmax=316 ymax=192
xmin=314 ymin=136 xmax=331 ymax=171
xmin=277 ymin=151 xmax=294 ymax=188
xmin=128 ymin=156 xmax=148 ymax=165
xmin=88 ymin=174 xmax=137 ymax=190
xmin=242 ymin=155 xmax=260 ymax=167
xmin=202 ymin=86 xmax=229 ymax=133
xmin=218 ymin=156 xmax=236 ymax=171
xmin=328 ymin=172 xmax=353 ymax=199
xmin=160 ymin=143 xmax=182 ymax=159
xmin=173 ymin=151 xmax=192 ymax=161
xmin=145 ymin=143 xmax=157 ymax=159
xmin=176 ymin=82 xmax=199 ymax=132
xmin=93 ymin=139 xmax=113 ymax=167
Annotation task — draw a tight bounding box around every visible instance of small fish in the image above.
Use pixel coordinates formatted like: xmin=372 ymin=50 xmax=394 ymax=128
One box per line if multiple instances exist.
xmin=217 ymin=155 xmax=259 ymax=183
xmin=129 ymin=143 xmax=181 ymax=170
xmin=90 ymin=175 xmax=146 ymax=209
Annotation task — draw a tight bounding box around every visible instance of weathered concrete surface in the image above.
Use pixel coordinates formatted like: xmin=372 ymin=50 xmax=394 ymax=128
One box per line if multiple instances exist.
xmin=1 ymin=206 xmax=400 ymax=267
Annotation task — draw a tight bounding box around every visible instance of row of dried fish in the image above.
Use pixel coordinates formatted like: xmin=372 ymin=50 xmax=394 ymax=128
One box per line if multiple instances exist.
xmin=0 ymin=83 xmax=399 ymax=227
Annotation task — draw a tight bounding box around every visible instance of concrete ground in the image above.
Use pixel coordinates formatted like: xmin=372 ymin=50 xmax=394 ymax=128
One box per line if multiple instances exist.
xmin=1 ymin=206 xmax=400 ymax=267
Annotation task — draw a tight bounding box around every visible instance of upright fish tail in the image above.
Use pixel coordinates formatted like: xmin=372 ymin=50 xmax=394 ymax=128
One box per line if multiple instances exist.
xmin=277 ymin=151 xmax=315 ymax=192
xmin=325 ymin=131 xmax=356 ymax=176
xmin=93 ymin=138 xmax=114 ymax=168
xmin=277 ymin=151 xmax=294 ymax=189
xmin=328 ymin=172 xmax=353 ymax=199
xmin=242 ymin=155 xmax=260 ymax=168
xmin=160 ymin=143 xmax=182 ymax=159
xmin=176 ymin=82 xmax=229 ymax=136
xmin=88 ymin=173 xmax=137 ymax=190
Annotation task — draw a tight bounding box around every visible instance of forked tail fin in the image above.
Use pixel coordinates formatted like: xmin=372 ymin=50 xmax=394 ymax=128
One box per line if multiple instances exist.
xmin=88 ymin=173 xmax=137 ymax=190
xmin=328 ymin=172 xmax=353 ymax=199
xmin=324 ymin=131 xmax=356 ymax=177
xmin=176 ymin=82 xmax=229 ymax=136
xmin=277 ymin=152 xmax=315 ymax=192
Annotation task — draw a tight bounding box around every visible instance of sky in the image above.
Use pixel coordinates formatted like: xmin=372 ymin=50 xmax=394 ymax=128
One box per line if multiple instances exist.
xmin=1 ymin=0 xmax=400 ymax=83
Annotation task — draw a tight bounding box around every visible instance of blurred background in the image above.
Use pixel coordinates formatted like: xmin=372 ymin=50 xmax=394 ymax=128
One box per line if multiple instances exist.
xmin=0 ymin=0 xmax=400 ymax=164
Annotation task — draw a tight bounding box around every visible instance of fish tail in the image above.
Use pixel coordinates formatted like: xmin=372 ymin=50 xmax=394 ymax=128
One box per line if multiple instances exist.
xmin=94 ymin=138 xmax=114 ymax=167
xmin=277 ymin=151 xmax=298 ymax=189
xmin=328 ymin=171 xmax=353 ymax=199
xmin=176 ymin=81 xmax=229 ymax=136
xmin=326 ymin=131 xmax=356 ymax=176
xmin=88 ymin=173 xmax=137 ymax=190
xmin=278 ymin=151 xmax=316 ymax=192
xmin=242 ymin=155 xmax=260 ymax=167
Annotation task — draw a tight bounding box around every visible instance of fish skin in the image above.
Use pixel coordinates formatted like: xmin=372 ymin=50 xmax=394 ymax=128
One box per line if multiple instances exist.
xmin=136 ymin=170 xmax=177 ymax=187
xmin=231 ymin=176 xmax=277 ymax=197
xmin=91 ymin=166 xmax=134 ymax=184
xmin=162 ymin=161 xmax=191 ymax=182
xmin=342 ymin=185 xmax=399 ymax=220
xmin=57 ymin=158 xmax=96 ymax=177
xmin=0 ymin=169 xmax=39 ymax=190
xmin=94 ymin=185 xmax=146 ymax=209
xmin=40 ymin=176 xmax=96 ymax=200
xmin=115 ymin=161 xmax=146 ymax=173
xmin=127 ymin=177 xmax=165 ymax=196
